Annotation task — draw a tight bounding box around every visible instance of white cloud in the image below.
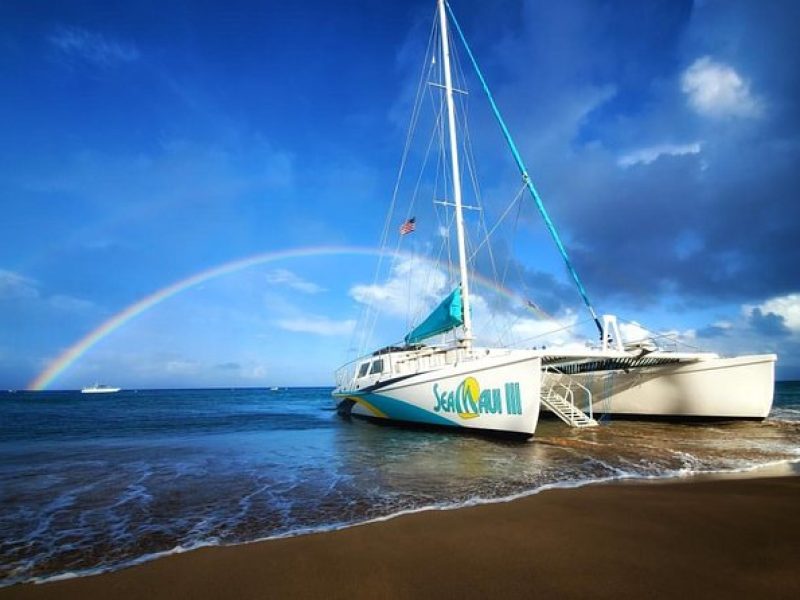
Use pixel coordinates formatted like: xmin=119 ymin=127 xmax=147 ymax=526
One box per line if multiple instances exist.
xmin=507 ymin=313 xmax=581 ymax=348
xmin=0 ymin=270 xmax=40 ymax=300
xmin=350 ymin=257 xmax=449 ymax=319
xmin=618 ymin=142 xmax=702 ymax=168
xmin=264 ymin=268 xmax=324 ymax=294
xmin=614 ymin=321 xmax=697 ymax=347
xmin=48 ymin=294 xmax=95 ymax=312
xmin=349 ymin=260 xmax=589 ymax=349
xmin=276 ymin=315 xmax=356 ymax=336
xmin=681 ymin=56 xmax=763 ymax=118
xmin=165 ymin=359 xmax=201 ymax=375
xmin=48 ymin=26 xmax=139 ymax=66
xmin=662 ymin=328 xmax=697 ymax=342
xmin=619 ymin=321 xmax=652 ymax=342
xmin=460 ymin=293 xmax=583 ymax=349
xmin=743 ymin=293 xmax=800 ymax=332
xmin=0 ymin=270 xmax=96 ymax=314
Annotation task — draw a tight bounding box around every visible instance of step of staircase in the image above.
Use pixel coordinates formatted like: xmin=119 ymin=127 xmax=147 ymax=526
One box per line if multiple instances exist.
xmin=541 ymin=391 xmax=598 ymax=428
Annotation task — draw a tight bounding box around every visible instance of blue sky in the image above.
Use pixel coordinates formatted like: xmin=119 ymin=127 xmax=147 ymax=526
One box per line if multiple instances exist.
xmin=1 ymin=0 xmax=799 ymax=389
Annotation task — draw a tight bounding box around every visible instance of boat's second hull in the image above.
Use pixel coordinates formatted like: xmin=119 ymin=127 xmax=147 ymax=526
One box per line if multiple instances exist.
xmin=571 ymin=354 xmax=776 ymax=420
xmin=335 ymin=353 xmax=541 ymax=436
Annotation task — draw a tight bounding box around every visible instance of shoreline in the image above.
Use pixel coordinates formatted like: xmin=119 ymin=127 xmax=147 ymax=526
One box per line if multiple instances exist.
xmin=9 ymin=460 xmax=800 ymax=589
xmin=4 ymin=464 xmax=800 ymax=599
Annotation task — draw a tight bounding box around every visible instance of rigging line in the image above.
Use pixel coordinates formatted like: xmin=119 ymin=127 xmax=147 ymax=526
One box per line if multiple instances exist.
xmin=358 ymin=11 xmax=438 ymax=355
xmin=426 ymin=217 xmax=455 ymax=327
xmin=501 ymin=190 xmax=525 ymax=289
xmin=474 ymin=186 xmax=527 ymax=348
xmin=451 ymin=32 xmax=484 ymax=228
xmin=432 ymin=108 xmax=452 ymax=276
xmin=406 ymin=87 xmax=447 ymax=224
xmin=461 ymin=121 xmax=508 ymax=342
xmin=450 ymin=47 xmax=485 ymax=288
xmin=409 ymin=197 xmax=451 ymax=330
xmin=376 ymin=16 xmax=435 ymax=256
xmin=443 ymin=16 xmax=480 ymax=344
xmin=468 ymin=182 xmax=526 ymax=262
xmin=449 ymin=12 xmax=540 ymax=348
xmin=449 ymin=36 xmax=511 ymax=345
xmin=459 ymin=107 xmax=508 ymax=324
xmin=432 ymin=185 xmax=456 ymax=264
xmin=491 ymin=310 xmax=523 ymax=348
xmin=462 ymin=221 xmax=505 ymax=347
xmin=361 ymin=74 xmax=433 ymax=350
xmin=513 ymin=317 xmax=594 ymax=347
xmin=407 ymin=32 xmax=455 ymax=333
xmin=505 ymin=201 xmax=568 ymax=330
xmin=446 ymin=1 xmax=603 ymax=337
xmin=472 ymin=214 xmax=507 ymax=345
xmin=436 ymin=56 xmax=454 ymax=278
xmin=487 ymin=181 xmax=575 ymax=341
xmin=396 ymin=51 xmax=442 ymax=236
xmin=396 ymin=80 xmax=446 ymax=326
xmin=366 ymin=14 xmax=443 ymax=349
xmin=488 ymin=227 xmax=535 ymax=347
xmin=441 ymin=165 xmax=456 ymax=283
xmin=426 ymin=44 xmax=453 ymax=287
xmin=616 ymin=317 xmax=707 ymax=352
xmin=493 ymin=288 xmax=549 ymax=347
xmin=454 ymin=60 xmax=558 ymax=347
xmin=458 ymin=96 xmax=499 ymax=279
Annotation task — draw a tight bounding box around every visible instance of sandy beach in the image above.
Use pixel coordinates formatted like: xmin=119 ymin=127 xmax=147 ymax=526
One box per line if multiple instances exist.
xmin=3 ymin=472 xmax=799 ymax=599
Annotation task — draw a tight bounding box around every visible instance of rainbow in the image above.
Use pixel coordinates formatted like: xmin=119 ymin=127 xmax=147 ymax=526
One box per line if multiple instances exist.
xmin=27 ymin=245 xmax=551 ymax=391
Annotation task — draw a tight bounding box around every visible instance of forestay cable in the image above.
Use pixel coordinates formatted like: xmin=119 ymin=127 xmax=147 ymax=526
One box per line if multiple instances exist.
xmin=445 ymin=1 xmax=603 ymax=336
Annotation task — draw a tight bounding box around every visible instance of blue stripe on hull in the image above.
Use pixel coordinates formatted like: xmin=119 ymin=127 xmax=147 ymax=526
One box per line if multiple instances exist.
xmin=356 ymin=392 xmax=458 ymax=428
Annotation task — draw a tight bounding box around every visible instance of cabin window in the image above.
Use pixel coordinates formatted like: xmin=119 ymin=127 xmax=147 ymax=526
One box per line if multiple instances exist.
xmin=369 ymin=359 xmax=384 ymax=375
xmin=357 ymin=363 xmax=370 ymax=378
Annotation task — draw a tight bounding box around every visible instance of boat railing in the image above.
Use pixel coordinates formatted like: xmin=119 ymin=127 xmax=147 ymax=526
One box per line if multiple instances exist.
xmin=334 ymin=361 xmax=358 ymax=391
xmin=655 ymin=337 xmax=679 ymax=352
xmin=334 ymin=349 xmax=404 ymax=391
xmin=334 ymin=356 xmax=373 ymax=391
xmin=334 ymin=344 xmax=477 ymax=392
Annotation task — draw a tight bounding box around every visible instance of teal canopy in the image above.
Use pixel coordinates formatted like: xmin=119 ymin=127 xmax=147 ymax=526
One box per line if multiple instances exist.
xmin=404 ymin=287 xmax=464 ymax=344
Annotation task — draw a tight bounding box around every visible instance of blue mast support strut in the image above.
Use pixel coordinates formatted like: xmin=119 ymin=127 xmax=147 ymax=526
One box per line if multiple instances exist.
xmin=445 ymin=1 xmax=603 ymax=336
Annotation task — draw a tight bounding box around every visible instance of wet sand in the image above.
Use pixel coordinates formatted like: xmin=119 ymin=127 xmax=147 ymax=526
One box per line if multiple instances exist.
xmin=4 ymin=474 xmax=799 ymax=599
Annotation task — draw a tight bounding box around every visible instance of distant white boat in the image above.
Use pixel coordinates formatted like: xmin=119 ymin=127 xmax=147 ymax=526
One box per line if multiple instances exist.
xmin=80 ymin=384 xmax=121 ymax=394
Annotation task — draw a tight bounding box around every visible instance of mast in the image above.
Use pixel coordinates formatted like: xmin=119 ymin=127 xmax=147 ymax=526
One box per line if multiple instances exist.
xmin=437 ymin=0 xmax=473 ymax=349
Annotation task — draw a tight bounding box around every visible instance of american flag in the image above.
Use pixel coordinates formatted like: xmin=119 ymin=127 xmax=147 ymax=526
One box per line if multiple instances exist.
xmin=399 ymin=217 xmax=416 ymax=235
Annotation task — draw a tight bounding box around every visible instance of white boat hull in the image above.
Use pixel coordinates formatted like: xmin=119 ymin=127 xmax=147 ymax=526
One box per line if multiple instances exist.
xmin=80 ymin=387 xmax=121 ymax=394
xmin=335 ymin=353 xmax=541 ymax=435
xmin=571 ymin=354 xmax=776 ymax=420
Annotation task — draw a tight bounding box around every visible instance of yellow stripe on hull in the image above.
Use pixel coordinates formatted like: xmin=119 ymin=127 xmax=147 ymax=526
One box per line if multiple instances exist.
xmin=349 ymin=396 xmax=388 ymax=418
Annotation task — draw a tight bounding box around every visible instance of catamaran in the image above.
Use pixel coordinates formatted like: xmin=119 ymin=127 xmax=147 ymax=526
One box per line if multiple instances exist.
xmin=333 ymin=0 xmax=775 ymax=436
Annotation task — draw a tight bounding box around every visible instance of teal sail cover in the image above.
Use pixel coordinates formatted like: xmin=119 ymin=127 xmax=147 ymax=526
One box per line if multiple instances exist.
xmin=404 ymin=287 xmax=464 ymax=344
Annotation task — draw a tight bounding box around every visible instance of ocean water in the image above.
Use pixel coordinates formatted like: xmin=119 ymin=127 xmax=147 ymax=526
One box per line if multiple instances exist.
xmin=1 ymin=383 xmax=799 ymax=586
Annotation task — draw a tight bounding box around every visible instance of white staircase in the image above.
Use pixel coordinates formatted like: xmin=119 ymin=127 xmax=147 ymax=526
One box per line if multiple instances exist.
xmin=541 ymin=370 xmax=598 ymax=428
